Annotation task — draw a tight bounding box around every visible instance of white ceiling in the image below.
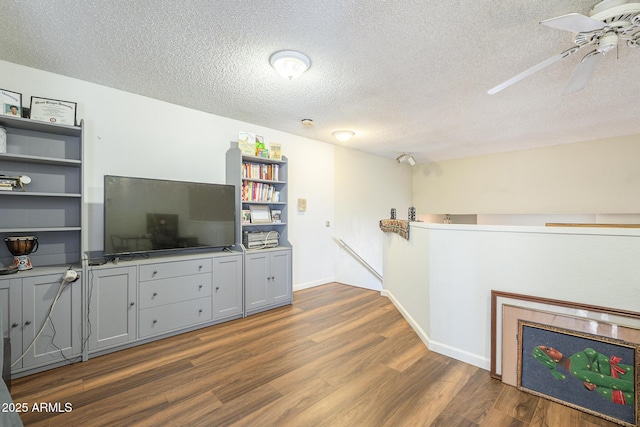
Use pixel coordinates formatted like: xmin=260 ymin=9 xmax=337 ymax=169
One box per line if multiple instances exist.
xmin=1 ymin=0 xmax=639 ymax=163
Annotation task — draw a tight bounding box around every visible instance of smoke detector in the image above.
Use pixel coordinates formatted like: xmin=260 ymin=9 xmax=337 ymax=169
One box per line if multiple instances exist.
xmin=301 ymin=119 xmax=314 ymax=128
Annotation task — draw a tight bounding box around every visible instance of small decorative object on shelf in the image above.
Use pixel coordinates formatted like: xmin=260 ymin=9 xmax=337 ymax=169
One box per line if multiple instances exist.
xmin=390 ymin=208 xmax=397 ymax=219
xmin=30 ymin=96 xmax=77 ymax=126
xmin=5 ymin=235 xmax=39 ymax=270
xmin=444 ymin=214 xmax=453 ymax=224
xmin=271 ymin=209 xmax=282 ymax=223
xmin=269 ymin=143 xmax=282 ymax=160
xmin=0 ymin=88 xmax=22 ymax=117
xmin=0 ymin=174 xmax=31 ymax=191
xmin=408 ymin=206 xmax=416 ymax=222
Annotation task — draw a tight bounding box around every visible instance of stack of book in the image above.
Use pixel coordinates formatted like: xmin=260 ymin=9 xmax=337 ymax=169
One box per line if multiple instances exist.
xmin=0 ymin=177 xmax=16 ymax=191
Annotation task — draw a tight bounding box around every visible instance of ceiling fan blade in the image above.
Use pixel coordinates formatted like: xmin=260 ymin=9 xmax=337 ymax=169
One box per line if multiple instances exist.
xmin=487 ymin=46 xmax=581 ymax=95
xmin=562 ymin=50 xmax=604 ymax=95
xmin=540 ymin=13 xmax=606 ymax=33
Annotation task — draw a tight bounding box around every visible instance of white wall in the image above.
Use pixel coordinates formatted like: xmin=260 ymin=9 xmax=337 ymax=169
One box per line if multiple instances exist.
xmin=0 ymin=59 xmax=411 ymax=290
xmin=412 ymin=134 xmax=640 ymax=215
xmin=334 ymin=146 xmax=413 ymax=290
xmin=383 ymin=223 xmax=640 ymax=370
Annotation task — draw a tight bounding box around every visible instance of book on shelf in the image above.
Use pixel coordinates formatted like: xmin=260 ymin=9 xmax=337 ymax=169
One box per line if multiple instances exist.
xmin=238 ymin=131 xmax=256 ymax=156
xmin=242 ymin=162 xmax=280 ymax=181
xmin=241 ymin=181 xmax=281 ymax=202
xmin=256 ymin=136 xmax=268 ymax=158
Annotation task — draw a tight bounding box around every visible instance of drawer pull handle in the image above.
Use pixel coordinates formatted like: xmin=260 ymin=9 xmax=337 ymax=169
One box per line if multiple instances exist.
xmin=11 ymin=323 xmax=18 ymax=328
xmin=199 ymin=284 xmax=203 ymax=289
xmin=198 ymin=309 xmax=203 ymax=313
xmin=152 ymin=292 xmax=158 ymax=297
xmin=24 ymin=320 xmax=31 ymax=326
xmin=198 ymin=265 xmax=203 ymax=270
xmin=215 ymin=286 xmax=220 ymax=291
xmin=130 ymin=301 xmax=135 ymax=306
xmin=272 ymin=276 xmax=275 ymax=280
xmin=152 ymin=320 xmax=157 ymax=324
xmin=152 ymin=270 xmax=158 ymax=276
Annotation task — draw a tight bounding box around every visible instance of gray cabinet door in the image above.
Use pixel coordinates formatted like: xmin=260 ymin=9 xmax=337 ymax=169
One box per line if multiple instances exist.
xmin=21 ymin=273 xmax=82 ymax=367
xmin=245 ymin=252 xmax=270 ymax=311
xmin=88 ymin=266 xmax=137 ymax=351
xmin=0 ymin=279 xmax=22 ymax=369
xmin=213 ymin=254 xmax=243 ymax=319
xmin=271 ymin=249 xmax=292 ymax=305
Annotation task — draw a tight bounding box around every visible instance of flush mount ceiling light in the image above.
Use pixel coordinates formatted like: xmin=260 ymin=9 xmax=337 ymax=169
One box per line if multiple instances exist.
xmin=270 ymin=50 xmax=311 ymax=80
xmin=332 ymin=130 xmax=355 ymax=143
xmin=396 ymin=153 xmax=416 ymax=166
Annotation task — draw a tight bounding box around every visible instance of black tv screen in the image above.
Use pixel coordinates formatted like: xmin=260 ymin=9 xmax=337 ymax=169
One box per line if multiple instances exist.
xmin=104 ymin=175 xmax=236 ymax=255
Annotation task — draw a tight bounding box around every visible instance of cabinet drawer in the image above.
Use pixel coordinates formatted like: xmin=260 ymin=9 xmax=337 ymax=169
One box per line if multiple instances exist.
xmin=139 ymin=258 xmax=212 ymax=281
xmin=139 ymin=297 xmax=212 ymax=338
xmin=139 ymin=273 xmax=212 ymax=309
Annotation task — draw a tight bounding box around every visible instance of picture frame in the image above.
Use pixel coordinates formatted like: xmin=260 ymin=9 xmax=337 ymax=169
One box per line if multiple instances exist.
xmin=271 ymin=209 xmax=282 ymax=223
xmin=518 ymin=320 xmax=639 ymax=426
xmin=269 ymin=143 xmax=282 ymax=160
xmin=1 ymin=89 xmax=22 ymax=117
xmin=241 ymin=210 xmax=252 ymax=224
xmin=490 ymin=290 xmax=640 ymax=380
xmin=501 ymin=305 xmax=640 ymax=388
xmin=249 ymin=204 xmax=271 ymax=224
xmin=29 ymin=96 xmax=77 ymax=126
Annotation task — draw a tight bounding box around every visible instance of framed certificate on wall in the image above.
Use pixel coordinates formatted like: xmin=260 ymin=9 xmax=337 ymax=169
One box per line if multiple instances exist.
xmin=30 ymin=96 xmax=77 ymax=125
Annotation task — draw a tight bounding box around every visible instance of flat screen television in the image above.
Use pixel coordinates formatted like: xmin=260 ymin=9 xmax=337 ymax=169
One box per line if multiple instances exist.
xmin=104 ymin=175 xmax=236 ymax=256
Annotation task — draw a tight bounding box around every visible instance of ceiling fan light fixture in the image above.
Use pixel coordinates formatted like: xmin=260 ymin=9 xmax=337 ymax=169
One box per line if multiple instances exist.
xmin=332 ymin=130 xmax=355 ymax=143
xmin=270 ymin=50 xmax=311 ymax=79
xmin=597 ymin=32 xmax=618 ymax=53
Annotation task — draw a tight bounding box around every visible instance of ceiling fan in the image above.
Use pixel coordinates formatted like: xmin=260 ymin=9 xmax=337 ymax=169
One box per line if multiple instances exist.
xmin=488 ymin=0 xmax=640 ymax=95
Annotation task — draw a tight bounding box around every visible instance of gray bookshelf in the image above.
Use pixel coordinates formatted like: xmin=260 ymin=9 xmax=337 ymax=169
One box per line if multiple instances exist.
xmin=0 ymin=115 xmax=84 ymax=377
xmin=0 ymin=115 xmax=84 ymax=268
xmin=226 ymin=141 xmax=292 ymax=315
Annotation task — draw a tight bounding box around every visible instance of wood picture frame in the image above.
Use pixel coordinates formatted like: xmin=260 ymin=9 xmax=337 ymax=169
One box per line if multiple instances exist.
xmin=518 ymin=320 xmax=639 ymax=426
xmin=1 ymin=89 xmax=22 ymax=117
xmin=249 ymin=204 xmax=271 ymax=224
xmin=490 ymin=290 xmax=640 ymax=380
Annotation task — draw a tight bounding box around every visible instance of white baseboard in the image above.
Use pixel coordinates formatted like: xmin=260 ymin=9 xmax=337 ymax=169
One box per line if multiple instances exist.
xmin=428 ymin=340 xmax=490 ymax=370
xmin=381 ymin=289 xmax=489 ymax=370
xmin=293 ymin=277 xmax=335 ymax=292
xmin=381 ymin=289 xmax=430 ymax=348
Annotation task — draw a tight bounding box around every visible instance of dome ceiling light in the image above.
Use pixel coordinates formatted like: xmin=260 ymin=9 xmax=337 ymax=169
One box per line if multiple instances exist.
xmin=332 ymin=130 xmax=355 ymax=143
xmin=270 ymin=50 xmax=311 ymax=80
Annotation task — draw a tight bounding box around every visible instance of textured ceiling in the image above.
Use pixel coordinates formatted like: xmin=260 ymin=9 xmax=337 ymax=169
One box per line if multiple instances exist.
xmin=1 ymin=0 xmax=639 ymax=163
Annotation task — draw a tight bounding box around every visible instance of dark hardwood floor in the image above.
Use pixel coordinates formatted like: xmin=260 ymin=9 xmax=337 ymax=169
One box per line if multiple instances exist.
xmin=11 ymin=283 xmax=619 ymax=426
